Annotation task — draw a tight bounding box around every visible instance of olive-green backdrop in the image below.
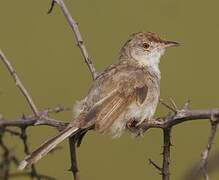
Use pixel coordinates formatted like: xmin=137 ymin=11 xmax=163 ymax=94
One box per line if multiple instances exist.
xmin=1 ymin=0 xmax=219 ymax=179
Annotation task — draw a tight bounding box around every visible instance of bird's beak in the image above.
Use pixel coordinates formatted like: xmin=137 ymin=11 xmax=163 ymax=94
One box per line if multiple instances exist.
xmin=162 ymin=40 xmax=180 ymax=48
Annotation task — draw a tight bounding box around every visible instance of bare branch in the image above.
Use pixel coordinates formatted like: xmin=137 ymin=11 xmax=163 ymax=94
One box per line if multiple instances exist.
xmin=200 ymin=116 xmax=219 ymax=180
xmin=148 ymin=128 xmax=172 ymax=180
xmin=0 ymin=50 xmax=39 ymax=116
xmin=0 ymin=115 xmax=67 ymax=130
xmin=42 ymin=106 xmax=70 ymax=115
xmin=140 ymin=108 xmax=219 ymax=131
xmin=48 ymin=0 xmax=97 ymax=80
xmin=162 ymin=128 xmax=172 ymax=180
xmin=68 ymin=136 xmax=80 ymax=180
xmin=0 ymin=134 xmax=10 ymax=179
xmin=0 ymin=106 xmax=69 ymax=130
xmin=183 ymin=149 xmax=219 ymax=180
xmin=3 ymin=128 xmax=20 ymax=136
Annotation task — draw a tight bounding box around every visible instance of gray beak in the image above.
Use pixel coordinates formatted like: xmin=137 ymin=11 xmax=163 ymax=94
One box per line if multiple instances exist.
xmin=163 ymin=40 xmax=180 ymax=48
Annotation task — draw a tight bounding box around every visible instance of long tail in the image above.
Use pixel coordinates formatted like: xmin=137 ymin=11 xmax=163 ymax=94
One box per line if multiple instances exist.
xmin=18 ymin=126 xmax=79 ymax=170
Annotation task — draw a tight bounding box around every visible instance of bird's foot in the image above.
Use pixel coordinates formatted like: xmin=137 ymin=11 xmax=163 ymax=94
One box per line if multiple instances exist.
xmin=126 ymin=119 xmax=143 ymax=136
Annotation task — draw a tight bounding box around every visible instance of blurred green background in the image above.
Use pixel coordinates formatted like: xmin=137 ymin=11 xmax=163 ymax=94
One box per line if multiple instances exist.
xmin=1 ymin=0 xmax=219 ymax=179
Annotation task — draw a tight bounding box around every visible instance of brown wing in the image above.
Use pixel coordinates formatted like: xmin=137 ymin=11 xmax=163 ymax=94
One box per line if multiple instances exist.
xmin=95 ymin=92 xmax=133 ymax=133
xmin=84 ymin=66 xmax=148 ymax=133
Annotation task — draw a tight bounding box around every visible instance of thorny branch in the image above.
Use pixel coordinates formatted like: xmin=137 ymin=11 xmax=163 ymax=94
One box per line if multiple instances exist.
xmin=47 ymin=0 xmax=99 ymax=179
xmin=162 ymin=128 xmax=171 ymax=180
xmin=68 ymin=136 xmax=80 ymax=180
xmin=0 ymin=52 xmax=69 ymax=178
xmin=0 ymin=50 xmax=39 ymax=116
xmin=200 ymin=116 xmax=219 ymax=180
xmin=148 ymin=128 xmax=172 ymax=180
xmin=0 ymin=108 xmax=68 ymax=130
xmin=141 ymin=100 xmax=219 ymax=180
xmin=48 ymin=0 xmax=97 ymax=80
xmin=183 ymin=149 xmax=219 ymax=180
xmin=140 ymin=108 xmax=219 ymax=131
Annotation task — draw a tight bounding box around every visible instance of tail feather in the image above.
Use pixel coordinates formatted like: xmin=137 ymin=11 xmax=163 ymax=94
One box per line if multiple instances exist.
xmin=18 ymin=126 xmax=79 ymax=170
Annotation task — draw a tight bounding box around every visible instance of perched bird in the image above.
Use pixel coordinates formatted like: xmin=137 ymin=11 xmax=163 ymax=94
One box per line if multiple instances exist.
xmin=18 ymin=32 xmax=179 ymax=170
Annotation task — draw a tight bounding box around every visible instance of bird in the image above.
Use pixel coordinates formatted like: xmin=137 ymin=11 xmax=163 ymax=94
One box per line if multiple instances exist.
xmin=18 ymin=32 xmax=179 ymax=170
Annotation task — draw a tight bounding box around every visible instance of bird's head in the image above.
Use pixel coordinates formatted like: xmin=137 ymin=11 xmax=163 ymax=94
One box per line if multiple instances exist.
xmin=120 ymin=32 xmax=179 ymax=68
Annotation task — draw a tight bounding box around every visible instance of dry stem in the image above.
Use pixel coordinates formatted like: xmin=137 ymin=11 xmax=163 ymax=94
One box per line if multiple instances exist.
xmin=48 ymin=0 xmax=97 ymax=80
xmin=200 ymin=117 xmax=219 ymax=180
xmin=162 ymin=128 xmax=171 ymax=180
xmin=0 ymin=50 xmax=39 ymax=116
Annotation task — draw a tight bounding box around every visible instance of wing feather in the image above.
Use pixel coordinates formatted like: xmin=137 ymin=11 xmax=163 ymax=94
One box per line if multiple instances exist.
xmin=95 ymin=94 xmax=132 ymax=133
xmin=84 ymin=67 xmax=149 ymax=134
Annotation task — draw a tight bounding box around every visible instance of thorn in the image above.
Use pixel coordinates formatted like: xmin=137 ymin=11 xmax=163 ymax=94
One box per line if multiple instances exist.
xmin=21 ymin=114 xmax=27 ymax=120
xmin=148 ymin=158 xmax=162 ymax=172
xmin=160 ymin=99 xmax=177 ymax=114
xmin=170 ymin=98 xmax=178 ymax=110
xmin=47 ymin=0 xmax=56 ymax=14
xmin=183 ymin=99 xmax=190 ymax=110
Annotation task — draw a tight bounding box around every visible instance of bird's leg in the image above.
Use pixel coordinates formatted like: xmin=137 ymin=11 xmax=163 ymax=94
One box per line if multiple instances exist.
xmin=126 ymin=118 xmax=143 ymax=136
xmin=126 ymin=118 xmax=138 ymax=129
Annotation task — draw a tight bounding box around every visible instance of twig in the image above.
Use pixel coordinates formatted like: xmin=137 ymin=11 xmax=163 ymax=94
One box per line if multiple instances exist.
xmin=0 ymin=132 xmax=10 ymax=180
xmin=140 ymin=108 xmax=219 ymax=131
xmin=183 ymin=149 xmax=219 ymax=180
xmin=68 ymin=136 xmax=80 ymax=180
xmin=159 ymin=99 xmax=177 ymax=114
xmin=169 ymin=98 xmax=178 ymax=110
xmin=3 ymin=128 xmax=20 ymax=136
xmin=0 ymin=50 xmax=39 ymax=116
xmin=148 ymin=158 xmax=162 ymax=172
xmin=0 ymin=115 xmax=67 ymax=130
xmin=162 ymin=128 xmax=172 ymax=180
xmin=48 ymin=0 xmax=97 ymax=80
xmin=200 ymin=116 xmax=219 ymax=180
xmin=0 ymin=130 xmax=20 ymax=180
xmin=47 ymin=1 xmax=98 ymax=179
xmin=43 ymin=106 xmax=70 ymax=115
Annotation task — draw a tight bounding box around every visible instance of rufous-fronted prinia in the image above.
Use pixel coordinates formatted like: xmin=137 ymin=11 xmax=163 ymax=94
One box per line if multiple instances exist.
xmin=18 ymin=32 xmax=179 ymax=170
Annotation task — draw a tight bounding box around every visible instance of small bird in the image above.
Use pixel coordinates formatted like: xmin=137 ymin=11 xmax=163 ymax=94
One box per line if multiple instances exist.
xmin=18 ymin=32 xmax=179 ymax=170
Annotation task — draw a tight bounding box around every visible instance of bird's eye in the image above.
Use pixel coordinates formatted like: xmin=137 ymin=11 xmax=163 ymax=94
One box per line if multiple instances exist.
xmin=143 ymin=43 xmax=150 ymax=49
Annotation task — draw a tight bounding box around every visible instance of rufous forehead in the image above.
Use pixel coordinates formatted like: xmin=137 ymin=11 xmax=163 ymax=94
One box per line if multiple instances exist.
xmin=131 ymin=32 xmax=162 ymax=43
xmin=146 ymin=32 xmax=162 ymax=43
